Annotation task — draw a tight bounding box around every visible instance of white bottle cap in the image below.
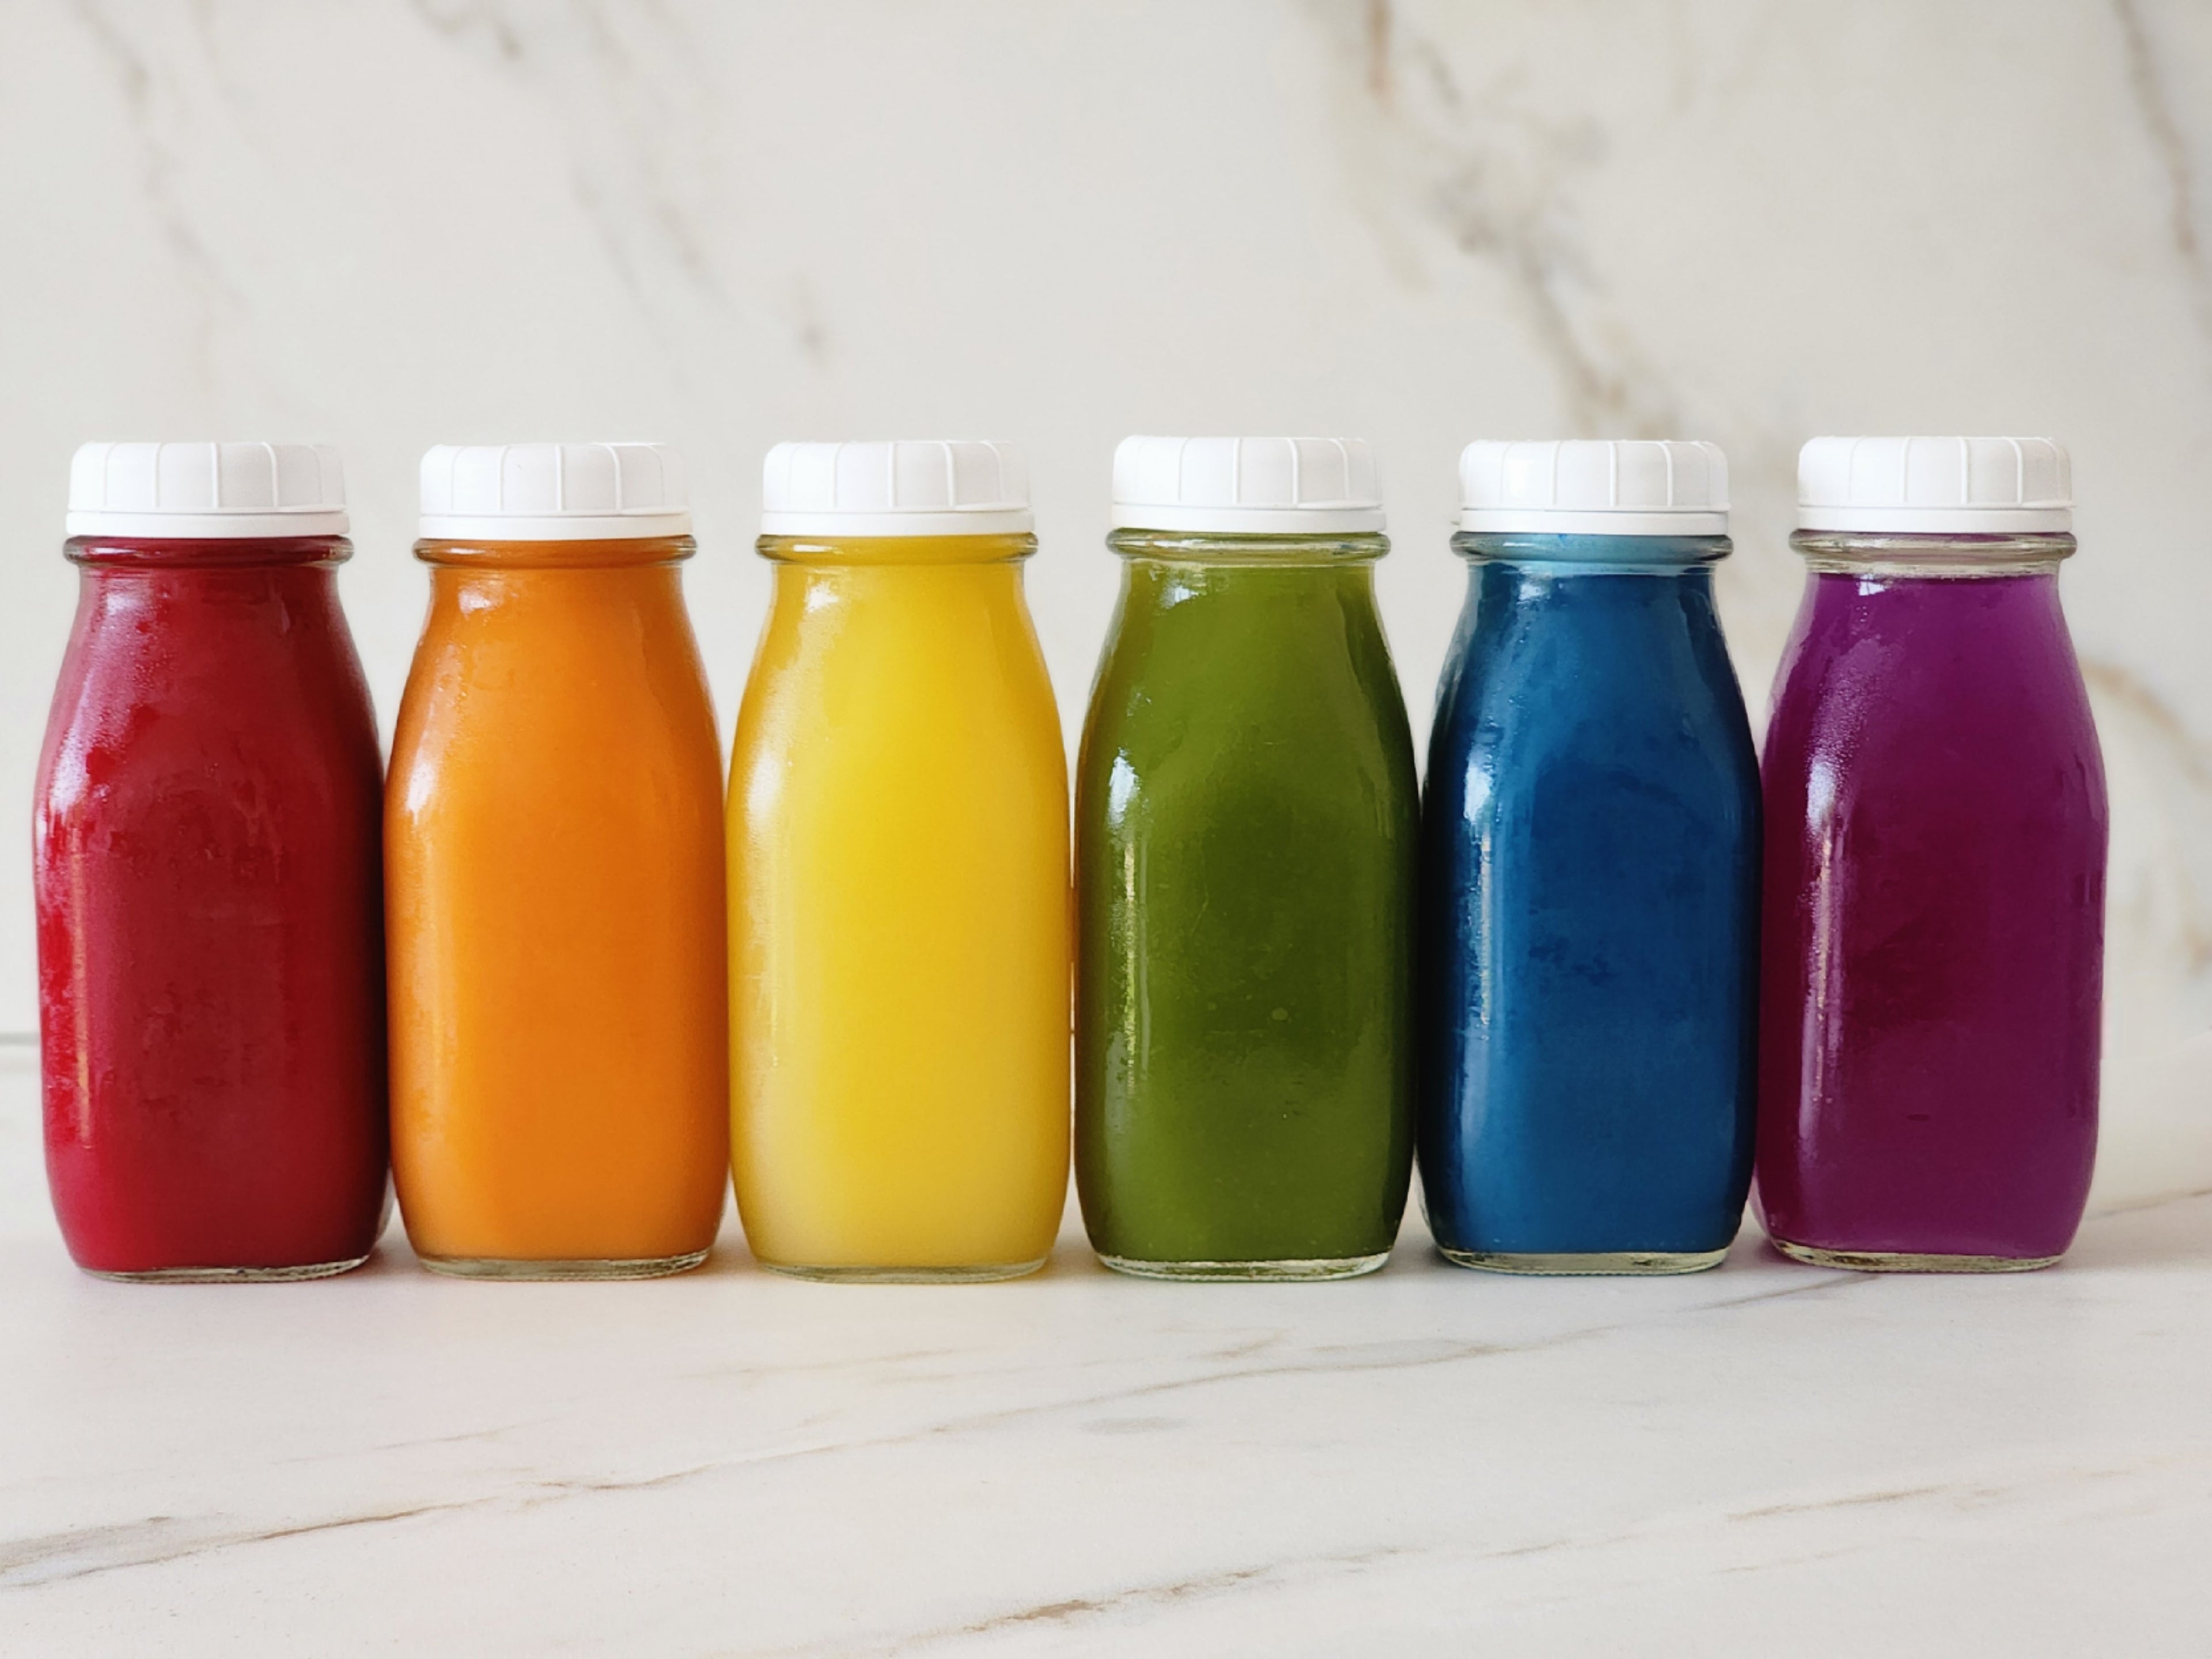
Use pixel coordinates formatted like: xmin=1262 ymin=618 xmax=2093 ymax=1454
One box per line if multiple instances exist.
xmin=1112 ymin=436 xmax=1385 ymax=535
xmin=419 ymin=443 xmax=690 ymax=540
xmin=1797 ymin=437 xmax=2071 ymax=533
xmin=67 ymin=442 xmax=347 ymax=539
xmin=761 ymin=440 xmax=1032 ymax=536
xmin=1457 ymin=440 xmax=1728 ymax=536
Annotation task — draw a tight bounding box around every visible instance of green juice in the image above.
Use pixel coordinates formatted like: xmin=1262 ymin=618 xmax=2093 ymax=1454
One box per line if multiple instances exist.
xmin=1075 ymin=530 xmax=1418 ymax=1278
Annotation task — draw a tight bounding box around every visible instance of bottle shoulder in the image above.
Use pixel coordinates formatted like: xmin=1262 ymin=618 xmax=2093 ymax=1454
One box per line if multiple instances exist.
xmin=1435 ymin=603 xmax=1751 ymax=741
xmin=1768 ymin=581 xmax=2097 ymax=762
xmin=37 ymin=664 xmax=381 ymax=838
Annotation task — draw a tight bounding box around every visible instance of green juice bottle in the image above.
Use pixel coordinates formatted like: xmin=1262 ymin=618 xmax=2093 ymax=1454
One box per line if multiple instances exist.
xmin=1075 ymin=436 xmax=1418 ymax=1280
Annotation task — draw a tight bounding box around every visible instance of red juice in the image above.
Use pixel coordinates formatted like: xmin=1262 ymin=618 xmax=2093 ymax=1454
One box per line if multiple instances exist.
xmin=1758 ymin=555 xmax=2106 ymax=1267
xmin=36 ymin=444 xmax=387 ymax=1279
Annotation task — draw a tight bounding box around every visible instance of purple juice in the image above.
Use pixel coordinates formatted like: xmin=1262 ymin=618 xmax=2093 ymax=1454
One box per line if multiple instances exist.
xmin=1758 ymin=556 xmax=2107 ymax=1268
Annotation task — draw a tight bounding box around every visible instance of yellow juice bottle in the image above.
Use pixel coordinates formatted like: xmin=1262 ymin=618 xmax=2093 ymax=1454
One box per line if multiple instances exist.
xmin=729 ymin=440 xmax=1069 ymax=1281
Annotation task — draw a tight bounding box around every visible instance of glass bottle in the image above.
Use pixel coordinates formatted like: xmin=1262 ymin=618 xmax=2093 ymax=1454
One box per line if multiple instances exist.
xmin=1077 ymin=436 xmax=1418 ymax=1279
xmin=387 ymin=444 xmax=729 ymax=1278
xmin=1758 ymin=437 xmax=2105 ymax=1270
xmin=36 ymin=442 xmax=388 ymax=1279
xmin=1419 ymin=441 xmax=1759 ymax=1273
xmin=729 ymin=441 xmax=1070 ymax=1281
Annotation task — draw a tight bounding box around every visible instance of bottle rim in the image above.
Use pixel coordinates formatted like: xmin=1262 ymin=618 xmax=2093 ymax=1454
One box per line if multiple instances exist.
xmin=1451 ymin=529 xmax=1730 ymax=569
xmin=413 ymin=533 xmax=698 ymax=569
xmin=755 ymin=530 xmax=1037 ymax=566
xmin=64 ymin=532 xmax=353 ymax=569
xmin=1790 ymin=528 xmax=2075 ymax=577
xmin=1107 ymin=527 xmax=1389 ymax=565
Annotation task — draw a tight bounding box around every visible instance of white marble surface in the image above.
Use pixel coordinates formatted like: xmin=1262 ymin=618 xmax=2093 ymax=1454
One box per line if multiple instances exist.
xmin=0 ymin=1051 xmax=2205 ymax=1656
xmin=0 ymin=0 xmax=2205 ymax=1210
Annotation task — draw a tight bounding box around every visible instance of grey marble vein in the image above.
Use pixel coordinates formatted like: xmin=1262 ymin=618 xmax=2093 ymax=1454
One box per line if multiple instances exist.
xmin=1317 ymin=0 xmax=1683 ymax=436
xmin=741 ymin=1545 xmax=1418 ymax=1658
xmin=403 ymin=0 xmax=801 ymax=387
xmin=65 ymin=0 xmax=241 ymax=388
xmin=2114 ymin=0 xmax=2212 ymax=351
xmin=0 ymin=1501 xmax=469 ymax=1590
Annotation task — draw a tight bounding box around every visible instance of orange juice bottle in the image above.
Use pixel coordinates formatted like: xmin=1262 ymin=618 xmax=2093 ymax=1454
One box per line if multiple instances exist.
xmin=729 ymin=440 xmax=1070 ymax=1280
xmin=388 ymin=444 xmax=729 ymax=1278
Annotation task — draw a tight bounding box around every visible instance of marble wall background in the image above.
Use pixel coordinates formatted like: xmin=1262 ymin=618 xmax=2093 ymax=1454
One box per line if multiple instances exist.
xmin=1 ymin=0 xmax=2205 ymax=1202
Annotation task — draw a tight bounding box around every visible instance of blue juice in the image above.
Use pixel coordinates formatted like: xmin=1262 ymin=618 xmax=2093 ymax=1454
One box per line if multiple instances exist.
xmin=1419 ymin=532 xmax=1759 ymax=1271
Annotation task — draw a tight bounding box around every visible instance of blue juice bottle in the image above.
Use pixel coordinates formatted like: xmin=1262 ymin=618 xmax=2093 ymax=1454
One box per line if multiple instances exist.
xmin=1419 ymin=440 xmax=1759 ymax=1272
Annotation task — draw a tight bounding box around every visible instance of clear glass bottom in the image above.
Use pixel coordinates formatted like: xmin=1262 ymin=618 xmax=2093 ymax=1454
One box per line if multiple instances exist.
xmin=1099 ymin=1251 xmax=1390 ymax=1283
xmin=1774 ymin=1240 xmax=2061 ymax=1274
xmin=89 ymin=1252 xmax=372 ymax=1284
xmin=762 ymin=1257 xmax=1048 ymax=1285
xmin=1440 ymin=1246 xmax=1727 ymax=1277
xmin=419 ymin=1248 xmax=710 ymax=1282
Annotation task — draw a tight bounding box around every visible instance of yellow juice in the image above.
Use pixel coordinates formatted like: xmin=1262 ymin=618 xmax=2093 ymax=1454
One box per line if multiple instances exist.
xmin=729 ymin=531 xmax=1070 ymax=1278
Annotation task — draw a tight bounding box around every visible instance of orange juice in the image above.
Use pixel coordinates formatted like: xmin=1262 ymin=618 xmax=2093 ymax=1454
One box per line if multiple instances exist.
xmin=729 ymin=441 xmax=1069 ymax=1279
xmin=387 ymin=444 xmax=728 ymax=1278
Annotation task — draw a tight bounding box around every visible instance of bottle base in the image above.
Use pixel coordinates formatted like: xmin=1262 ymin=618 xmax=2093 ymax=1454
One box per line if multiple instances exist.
xmin=1773 ymin=1240 xmax=2062 ymax=1274
xmin=1438 ymin=1246 xmax=1728 ymax=1277
xmin=1097 ymin=1251 xmax=1391 ymax=1283
xmin=418 ymin=1249 xmax=710 ymax=1281
xmin=759 ymin=1257 xmax=1048 ymax=1285
xmin=86 ymin=1252 xmax=373 ymax=1285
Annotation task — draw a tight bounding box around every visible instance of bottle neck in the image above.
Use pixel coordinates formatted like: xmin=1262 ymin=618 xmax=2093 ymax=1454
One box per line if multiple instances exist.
xmin=757 ymin=532 xmax=1036 ymax=567
xmin=1108 ymin=528 xmax=1388 ymax=567
xmin=1790 ymin=529 xmax=2074 ymax=578
xmin=1452 ymin=531 xmax=1729 ymax=572
xmin=415 ymin=535 xmax=695 ymax=570
xmin=66 ymin=535 xmax=351 ymax=570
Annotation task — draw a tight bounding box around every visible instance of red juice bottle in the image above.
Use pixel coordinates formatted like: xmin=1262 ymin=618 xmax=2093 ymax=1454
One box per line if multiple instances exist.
xmin=35 ymin=442 xmax=388 ymax=1279
xmin=1757 ymin=437 xmax=2105 ymax=1271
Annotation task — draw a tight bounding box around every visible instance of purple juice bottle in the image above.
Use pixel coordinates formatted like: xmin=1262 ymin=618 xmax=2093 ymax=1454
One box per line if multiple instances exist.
xmin=1758 ymin=437 xmax=2107 ymax=1271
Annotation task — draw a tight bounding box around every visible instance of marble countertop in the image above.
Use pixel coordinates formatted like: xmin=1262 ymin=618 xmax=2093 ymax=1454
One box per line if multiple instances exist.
xmin=0 ymin=1050 xmax=2204 ymax=1657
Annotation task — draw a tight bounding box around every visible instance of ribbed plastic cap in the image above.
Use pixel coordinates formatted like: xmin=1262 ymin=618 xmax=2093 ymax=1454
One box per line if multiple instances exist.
xmin=67 ymin=442 xmax=347 ymax=539
xmin=761 ymin=441 xmax=1032 ymax=536
xmin=1798 ymin=437 xmax=2071 ymax=533
xmin=1112 ymin=436 xmax=1385 ymax=534
xmin=419 ymin=443 xmax=690 ymax=540
xmin=1458 ymin=440 xmax=1728 ymax=535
